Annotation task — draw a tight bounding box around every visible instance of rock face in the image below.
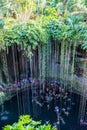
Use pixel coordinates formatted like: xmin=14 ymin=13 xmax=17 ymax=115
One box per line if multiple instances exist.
xmin=0 ymin=52 xmax=9 ymax=83
xmin=0 ymin=45 xmax=87 ymax=90
xmin=0 ymin=46 xmax=24 ymax=83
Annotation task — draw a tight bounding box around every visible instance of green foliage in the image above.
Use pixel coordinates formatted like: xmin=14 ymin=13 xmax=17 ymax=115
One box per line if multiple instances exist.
xmin=3 ymin=125 xmax=12 ymax=130
xmin=82 ymin=42 xmax=87 ymax=50
xmin=44 ymin=6 xmax=57 ymax=16
xmin=85 ymin=0 xmax=87 ymax=7
xmin=51 ymin=0 xmax=60 ymax=7
xmin=0 ymin=33 xmax=5 ymax=50
xmin=45 ymin=14 xmax=86 ymax=46
xmin=66 ymin=0 xmax=87 ymax=12
xmin=1 ymin=20 xmax=47 ymax=50
xmin=3 ymin=115 xmax=56 ymax=130
xmin=81 ymin=25 xmax=87 ymax=50
xmin=18 ymin=115 xmax=32 ymax=125
xmin=45 ymin=18 xmax=62 ymax=40
xmin=0 ymin=0 xmax=87 ymax=51
xmin=0 ymin=19 xmax=5 ymax=29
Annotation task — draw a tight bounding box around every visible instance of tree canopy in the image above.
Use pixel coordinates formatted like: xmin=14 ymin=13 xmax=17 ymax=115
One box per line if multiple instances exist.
xmin=0 ymin=0 xmax=87 ymax=51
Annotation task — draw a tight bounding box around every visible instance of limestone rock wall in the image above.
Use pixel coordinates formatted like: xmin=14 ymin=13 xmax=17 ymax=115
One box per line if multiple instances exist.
xmin=0 ymin=52 xmax=9 ymax=83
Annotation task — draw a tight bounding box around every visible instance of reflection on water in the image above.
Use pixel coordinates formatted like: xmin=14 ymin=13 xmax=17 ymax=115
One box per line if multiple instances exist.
xmin=0 ymin=111 xmax=9 ymax=121
xmin=0 ymin=91 xmax=87 ymax=130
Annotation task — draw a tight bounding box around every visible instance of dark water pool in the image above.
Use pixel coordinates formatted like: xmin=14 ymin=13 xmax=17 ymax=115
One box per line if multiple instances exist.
xmin=0 ymin=89 xmax=87 ymax=130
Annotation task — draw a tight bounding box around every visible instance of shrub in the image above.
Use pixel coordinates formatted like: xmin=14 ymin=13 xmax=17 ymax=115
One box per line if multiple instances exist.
xmin=3 ymin=115 xmax=56 ymax=130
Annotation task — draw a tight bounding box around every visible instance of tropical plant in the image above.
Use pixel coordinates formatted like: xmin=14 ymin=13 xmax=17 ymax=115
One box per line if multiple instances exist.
xmin=3 ymin=115 xmax=56 ymax=130
xmin=45 ymin=14 xmax=85 ymax=44
xmin=0 ymin=0 xmax=87 ymax=51
xmin=0 ymin=20 xmax=48 ymax=54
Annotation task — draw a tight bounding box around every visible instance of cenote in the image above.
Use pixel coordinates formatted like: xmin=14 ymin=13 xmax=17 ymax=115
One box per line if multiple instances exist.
xmin=0 ymin=83 xmax=87 ymax=130
xmin=0 ymin=0 xmax=87 ymax=130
